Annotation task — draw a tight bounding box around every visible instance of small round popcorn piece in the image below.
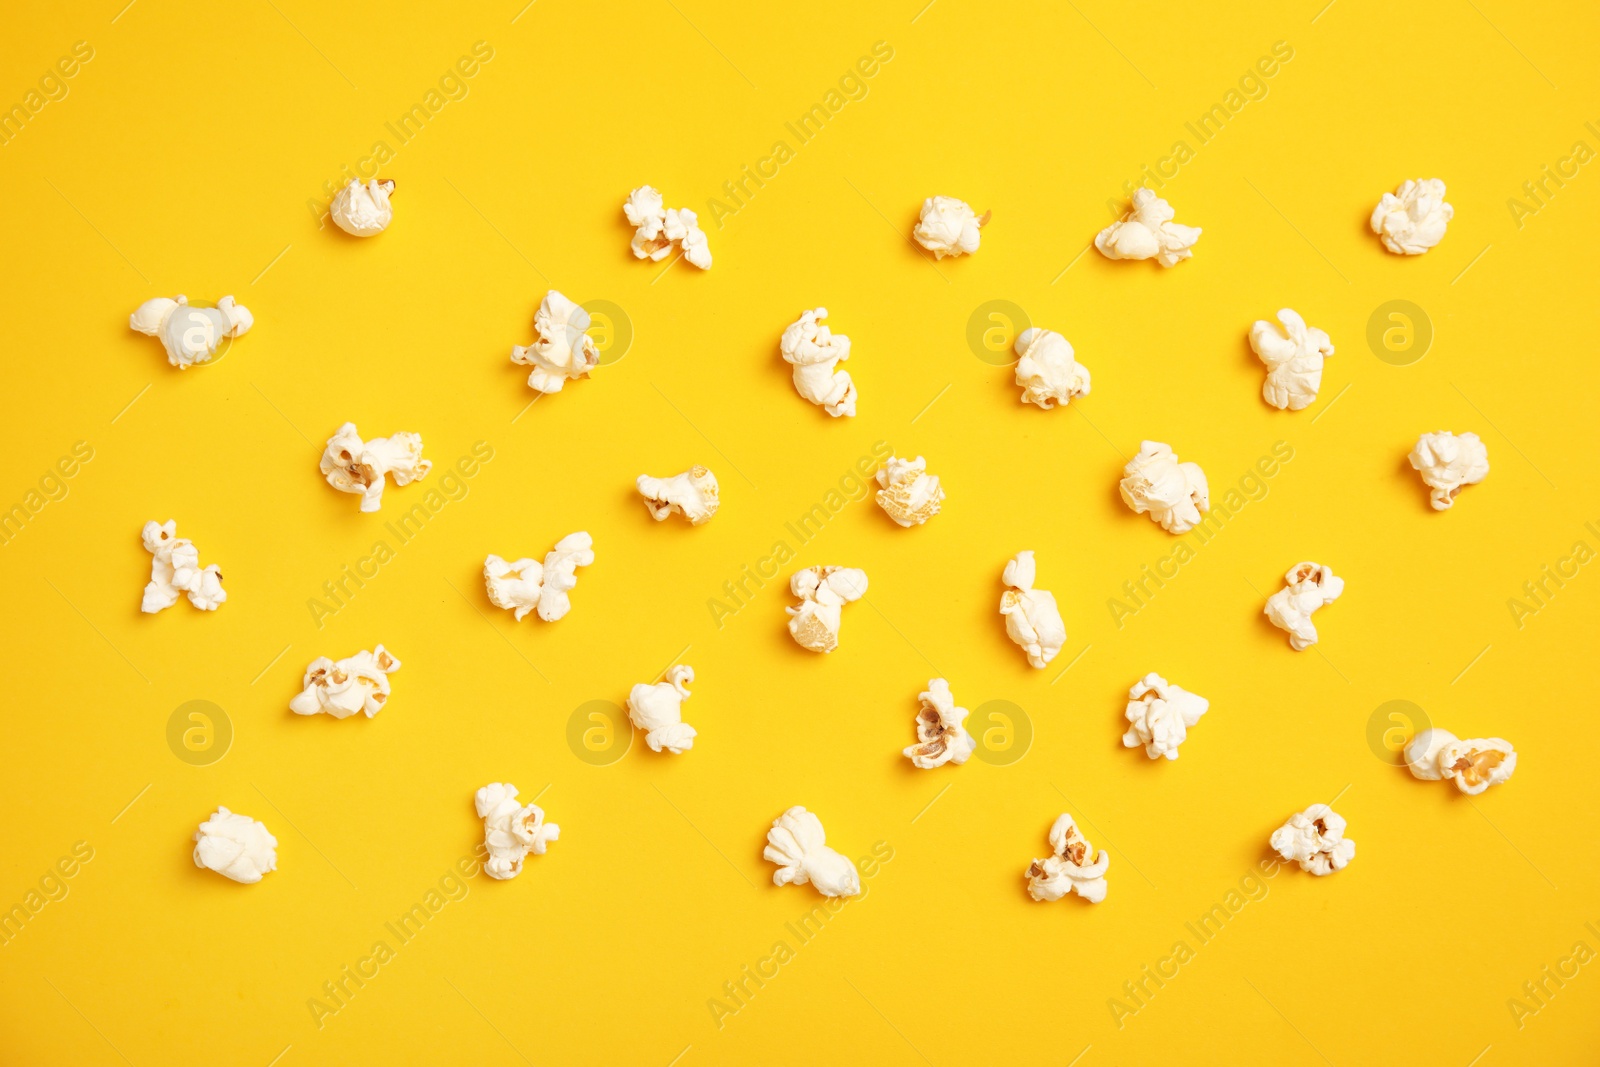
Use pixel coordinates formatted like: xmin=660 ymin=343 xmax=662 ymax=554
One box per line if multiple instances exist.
xmin=1121 ymin=673 xmax=1209 ymax=760
xmin=474 ymin=783 xmax=559 ymax=881
xmin=289 ymin=645 xmax=401 ymax=719
xmin=484 ymin=533 xmax=594 ymax=623
xmin=763 ymin=806 xmax=860 ymax=898
xmin=1014 ymin=327 xmax=1091 ymax=410
xmin=627 ymin=665 xmax=697 ymax=754
xmin=1095 ymin=188 xmax=1200 ymax=267
xmin=511 ymin=290 xmax=600 ymax=395
xmin=1026 ymin=814 xmax=1109 ymax=903
xmin=1251 ymin=309 xmax=1334 ymax=411
xmin=140 ymin=520 xmax=226 ymax=613
xmin=903 ymin=679 xmax=975 ymax=769
xmin=1408 ymin=431 xmax=1488 ymax=510
xmin=129 ymin=294 xmax=253 ymax=368
xmin=785 ymin=566 xmax=867 ymax=653
xmin=1404 ymin=728 xmax=1516 ymax=795
xmin=1264 ymin=562 xmax=1344 ymax=651
xmin=330 ymin=177 xmax=395 ymax=236
xmin=1270 ymin=804 xmax=1354 ymax=876
xmin=1119 ymin=442 xmax=1210 ymax=535
xmin=193 ymin=807 xmax=277 ymax=884
xmin=913 ymin=196 xmax=988 ymax=259
xmin=999 ymin=551 xmax=1065 ymax=669
xmin=1370 ymin=179 xmax=1453 ymax=255
xmin=637 ymin=467 xmax=719 ymax=525
xmin=874 ymin=456 xmax=943 ymax=527
xmin=780 ymin=308 xmax=856 ymax=418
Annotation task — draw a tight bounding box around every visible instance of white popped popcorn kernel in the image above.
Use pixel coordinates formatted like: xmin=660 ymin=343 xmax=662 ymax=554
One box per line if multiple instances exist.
xmin=289 ymin=645 xmax=401 ymax=719
xmin=903 ymin=678 xmax=975 ymax=769
xmin=786 ymin=566 xmax=868 ymax=653
xmin=1119 ymin=441 xmax=1210 ymax=534
xmin=474 ymin=783 xmax=560 ymax=881
xmin=1026 ymin=814 xmax=1109 ymax=903
xmin=780 ymin=308 xmax=856 ymax=418
xmin=637 ymin=467 xmax=720 ymax=525
xmin=1251 ymin=309 xmax=1334 ymax=411
xmin=1014 ymin=327 xmax=1091 ymax=410
xmin=1000 ymin=551 xmax=1066 ymax=669
xmin=1408 ymin=431 xmax=1489 ymax=511
xmin=510 ymin=290 xmax=599 ymax=395
xmin=484 ymin=532 xmax=594 ymax=623
xmin=624 ymin=185 xmax=711 ymax=269
xmin=763 ymin=806 xmax=860 ymax=898
xmin=140 ymin=520 xmax=226 ymax=613
xmin=319 ymin=422 xmax=432 ymax=513
xmin=1371 ymin=179 xmax=1453 ymax=255
xmin=193 ymin=807 xmax=277 ymax=884
xmin=129 ymin=294 xmax=253 ymax=368
xmin=1121 ymin=673 xmax=1209 ymax=760
xmin=875 ymin=456 xmax=943 ymax=527
xmin=913 ymin=196 xmax=988 ymax=259
xmin=1095 ymin=188 xmax=1201 ymax=267
xmin=627 ymin=665 xmax=697 ymax=754
xmin=1270 ymin=804 xmax=1355 ymax=876
xmin=1264 ymin=562 xmax=1344 ymax=651
xmin=1405 ymin=728 xmax=1517 ymax=795
xmin=330 ymin=177 xmax=394 ymax=236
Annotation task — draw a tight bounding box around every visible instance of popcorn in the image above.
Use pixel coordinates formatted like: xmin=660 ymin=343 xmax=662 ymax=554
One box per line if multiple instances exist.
xmin=1121 ymin=672 xmax=1209 ymax=760
xmin=903 ymin=678 xmax=975 ymax=769
xmin=1404 ymin=728 xmax=1516 ymax=795
xmin=193 ymin=807 xmax=277 ymax=884
xmin=330 ymin=177 xmax=394 ymax=236
xmin=1000 ymin=551 xmax=1066 ymax=669
xmin=510 ymin=290 xmax=600 ymax=395
xmin=875 ymin=455 xmax=943 ymax=527
xmin=912 ymin=196 xmax=988 ymax=259
xmin=1264 ymin=562 xmax=1345 ymax=651
xmin=1025 ymin=814 xmax=1109 ymax=903
xmin=763 ymin=806 xmax=860 ymax=898
xmin=1251 ymin=309 xmax=1334 ymax=411
xmin=624 ymin=185 xmax=711 ymax=269
xmin=1095 ymin=188 xmax=1201 ymax=267
xmin=140 ymin=520 xmax=226 ymax=613
xmin=474 ymin=783 xmax=559 ymax=880
xmin=627 ymin=664 xmax=697 ymax=754
xmin=1270 ymin=804 xmax=1355 ymax=876
xmin=786 ymin=566 xmax=868 ymax=653
xmin=637 ymin=467 xmax=720 ymax=525
xmin=129 ymin=294 xmax=253 ymax=368
xmin=319 ymin=422 xmax=432 ymax=513
xmin=1408 ymin=431 xmax=1489 ymax=510
xmin=1370 ymin=179 xmax=1453 ymax=255
xmin=780 ymin=308 xmax=856 ymax=418
xmin=1119 ymin=441 xmax=1210 ymax=534
xmin=484 ymin=532 xmax=594 ymax=623
xmin=289 ymin=645 xmax=401 ymax=719
xmin=1014 ymin=327 xmax=1091 ymax=409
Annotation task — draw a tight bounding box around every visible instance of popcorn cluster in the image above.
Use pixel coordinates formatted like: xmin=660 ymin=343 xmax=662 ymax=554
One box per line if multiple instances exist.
xmin=475 ymin=783 xmax=560 ymax=880
xmin=290 ymin=645 xmax=401 ymax=719
xmin=764 ymin=806 xmax=859 ymax=898
xmin=319 ymin=423 xmax=432 ymax=513
xmin=624 ymin=185 xmax=710 ymax=269
xmin=484 ymin=533 xmax=594 ymax=623
xmin=780 ymin=308 xmax=856 ymax=417
xmin=140 ymin=520 xmax=226 ymax=613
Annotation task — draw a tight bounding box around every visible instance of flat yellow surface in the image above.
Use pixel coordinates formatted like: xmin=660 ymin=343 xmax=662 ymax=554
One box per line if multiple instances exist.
xmin=2 ymin=1 xmax=1597 ymax=1064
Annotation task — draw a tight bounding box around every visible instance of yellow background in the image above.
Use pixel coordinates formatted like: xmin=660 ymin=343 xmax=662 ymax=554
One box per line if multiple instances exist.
xmin=2 ymin=0 xmax=1597 ymax=1063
